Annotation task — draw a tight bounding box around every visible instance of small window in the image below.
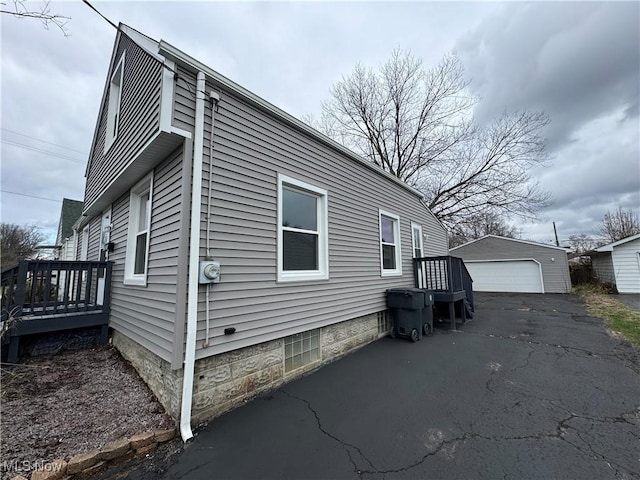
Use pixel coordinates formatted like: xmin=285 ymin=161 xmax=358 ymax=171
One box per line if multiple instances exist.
xmin=124 ymin=174 xmax=152 ymax=285
xmin=284 ymin=329 xmax=320 ymax=373
xmin=411 ymin=223 xmax=423 ymax=259
xmin=277 ymin=174 xmax=328 ymax=282
xmin=379 ymin=210 xmax=402 ymax=276
xmin=377 ymin=310 xmax=393 ymax=335
xmin=105 ymin=53 xmax=125 ymax=152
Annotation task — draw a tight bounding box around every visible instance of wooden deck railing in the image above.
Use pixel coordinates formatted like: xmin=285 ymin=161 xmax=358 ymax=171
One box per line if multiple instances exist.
xmin=1 ymin=260 xmax=112 ymax=362
xmin=413 ymin=255 xmax=474 ymax=312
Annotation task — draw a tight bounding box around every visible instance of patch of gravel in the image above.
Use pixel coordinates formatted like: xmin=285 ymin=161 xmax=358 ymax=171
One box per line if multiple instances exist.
xmin=0 ymin=345 xmax=175 ymax=480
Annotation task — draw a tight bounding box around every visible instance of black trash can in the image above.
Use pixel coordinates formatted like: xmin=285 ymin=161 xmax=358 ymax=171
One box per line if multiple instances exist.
xmin=386 ymin=288 xmax=426 ymax=342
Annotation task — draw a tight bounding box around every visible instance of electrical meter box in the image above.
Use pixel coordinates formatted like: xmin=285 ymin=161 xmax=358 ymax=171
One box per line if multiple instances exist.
xmin=199 ymin=261 xmax=221 ymax=284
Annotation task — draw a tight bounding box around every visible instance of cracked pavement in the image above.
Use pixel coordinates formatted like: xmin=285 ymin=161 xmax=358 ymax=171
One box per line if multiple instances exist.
xmin=130 ymin=293 xmax=639 ymax=479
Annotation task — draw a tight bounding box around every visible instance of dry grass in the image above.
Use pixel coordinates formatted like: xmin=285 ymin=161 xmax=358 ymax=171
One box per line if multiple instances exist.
xmin=0 ymin=345 xmax=175 ymax=480
xmin=574 ymin=284 xmax=640 ymax=347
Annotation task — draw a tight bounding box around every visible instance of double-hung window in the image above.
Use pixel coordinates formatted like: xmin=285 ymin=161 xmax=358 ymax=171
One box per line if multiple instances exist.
xmin=379 ymin=210 xmax=402 ymax=276
xmin=277 ymin=174 xmax=328 ymax=282
xmin=105 ymin=53 xmax=125 ymax=152
xmin=124 ymin=174 xmax=152 ymax=286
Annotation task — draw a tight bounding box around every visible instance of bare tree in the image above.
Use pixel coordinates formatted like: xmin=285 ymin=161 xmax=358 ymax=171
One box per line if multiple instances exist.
xmin=449 ymin=212 xmax=518 ymax=247
xmin=567 ymin=233 xmax=597 ymax=253
xmin=306 ymin=50 xmax=551 ymax=228
xmin=421 ymin=110 xmax=551 ymax=225
xmin=1 ymin=0 xmax=70 ymax=36
xmin=598 ymin=207 xmax=640 ymax=243
xmin=1 ymin=223 xmax=44 ymax=269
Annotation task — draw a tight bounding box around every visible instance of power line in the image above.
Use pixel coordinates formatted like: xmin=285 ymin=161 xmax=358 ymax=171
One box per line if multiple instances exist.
xmin=1 ymin=128 xmax=88 ymax=155
xmin=1 ymin=140 xmax=86 ymax=164
xmin=81 ymin=0 xmax=118 ymax=29
xmin=82 ymin=0 xmax=203 ymax=100
xmin=1 ymin=190 xmax=63 ymax=203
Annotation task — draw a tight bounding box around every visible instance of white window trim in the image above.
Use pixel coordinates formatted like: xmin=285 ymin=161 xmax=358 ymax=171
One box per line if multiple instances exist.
xmin=124 ymin=173 xmax=153 ymax=286
xmin=411 ymin=222 xmax=423 ymax=258
xmin=80 ymin=225 xmax=89 ymax=261
xmin=277 ymin=174 xmax=329 ymax=282
xmin=71 ymin=229 xmax=79 ymax=261
xmin=104 ymin=52 xmax=125 ymax=154
xmin=379 ymin=209 xmax=402 ymax=277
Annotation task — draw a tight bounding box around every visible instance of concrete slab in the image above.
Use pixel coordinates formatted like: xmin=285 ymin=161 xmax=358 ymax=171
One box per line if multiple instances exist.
xmin=115 ymin=293 xmax=640 ymax=480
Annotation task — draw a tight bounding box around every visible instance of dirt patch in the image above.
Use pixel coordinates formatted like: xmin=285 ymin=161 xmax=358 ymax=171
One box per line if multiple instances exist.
xmin=0 ymin=345 xmax=175 ymax=480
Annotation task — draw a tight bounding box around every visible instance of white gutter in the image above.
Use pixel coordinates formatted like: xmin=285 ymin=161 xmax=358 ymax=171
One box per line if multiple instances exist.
xmin=180 ymin=70 xmax=205 ymax=442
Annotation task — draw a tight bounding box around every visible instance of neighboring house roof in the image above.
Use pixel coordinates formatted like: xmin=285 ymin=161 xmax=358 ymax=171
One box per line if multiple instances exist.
xmin=450 ymin=234 xmax=569 ymax=252
xmin=592 ymin=233 xmax=640 ymax=253
xmin=56 ymin=198 xmax=83 ymax=245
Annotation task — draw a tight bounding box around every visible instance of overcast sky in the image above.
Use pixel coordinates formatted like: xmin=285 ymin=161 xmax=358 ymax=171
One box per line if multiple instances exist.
xmin=1 ymin=1 xmax=638 ymax=248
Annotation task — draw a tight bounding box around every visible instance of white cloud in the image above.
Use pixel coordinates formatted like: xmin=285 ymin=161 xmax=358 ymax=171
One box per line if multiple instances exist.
xmin=0 ymin=1 xmax=637 ymax=248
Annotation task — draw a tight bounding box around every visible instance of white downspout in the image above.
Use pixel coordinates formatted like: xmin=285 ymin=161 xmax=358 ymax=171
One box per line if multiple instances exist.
xmin=180 ymin=70 xmax=206 ymax=442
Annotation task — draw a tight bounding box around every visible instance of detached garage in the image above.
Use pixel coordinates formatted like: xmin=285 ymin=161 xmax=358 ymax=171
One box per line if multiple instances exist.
xmin=451 ymin=235 xmax=571 ymax=293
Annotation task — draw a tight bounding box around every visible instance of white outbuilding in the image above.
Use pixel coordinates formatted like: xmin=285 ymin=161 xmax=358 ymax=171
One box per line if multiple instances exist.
xmin=450 ymin=235 xmax=571 ymax=294
xmin=589 ymin=234 xmax=640 ymax=294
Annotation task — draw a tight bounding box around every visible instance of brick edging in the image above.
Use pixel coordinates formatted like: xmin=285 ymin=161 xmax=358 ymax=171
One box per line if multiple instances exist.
xmin=11 ymin=427 xmax=176 ymax=480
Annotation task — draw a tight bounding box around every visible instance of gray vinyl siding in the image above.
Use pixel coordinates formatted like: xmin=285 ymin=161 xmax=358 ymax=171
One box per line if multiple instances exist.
xmin=172 ymin=74 xmax=449 ymax=360
xmin=87 ymin=216 xmax=102 ymax=261
xmin=421 ymin=211 xmax=448 ymax=256
xmin=75 ymin=228 xmax=84 ymax=260
xmin=172 ymin=65 xmax=196 ymax=133
xmin=107 ymin=149 xmax=185 ymax=363
xmin=452 ymin=236 xmax=571 ymax=293
xmin=611 ymin=240 xmax=640 ymax=293
xmin=84 ymin=33 xmax=163 ymax=209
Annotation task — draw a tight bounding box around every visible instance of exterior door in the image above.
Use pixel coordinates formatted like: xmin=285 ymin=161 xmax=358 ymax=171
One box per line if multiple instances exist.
xmin=97 ymin=209 xmax=111 ymax=305
xmin=412 ymin=223 xmax=424 ymax=288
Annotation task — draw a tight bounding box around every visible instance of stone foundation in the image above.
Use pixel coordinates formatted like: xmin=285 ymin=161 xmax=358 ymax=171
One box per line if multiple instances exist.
xmin=191 ymin=338 xmax=285 ymax=422
xmin=321 ymin=311 xmax=380 ymax=360
xmin=112 ymin=311 xmax=386 ymax=424
xmin=111 ymin=331 xmax=183 ymax=419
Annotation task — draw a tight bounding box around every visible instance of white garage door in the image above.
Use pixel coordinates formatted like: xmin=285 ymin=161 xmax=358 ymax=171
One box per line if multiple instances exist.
xmin=464 ymin=260 xmax=544 ymax=293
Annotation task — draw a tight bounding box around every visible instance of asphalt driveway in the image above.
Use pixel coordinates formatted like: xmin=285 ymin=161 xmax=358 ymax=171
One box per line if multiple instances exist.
xmin=129 ymin=293 xmax=639 ymax=479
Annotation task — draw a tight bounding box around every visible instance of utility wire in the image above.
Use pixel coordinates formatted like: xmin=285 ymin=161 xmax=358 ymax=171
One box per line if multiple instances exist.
xmin=1 ymin=128 xmax=88 ymax=155
xmin=81 ymin=0 xmax=118 ymax=29
xmin=1 ymin=140 xmax=86 ymax=164
xmin=1 ymin=190 xmax=63 ymax=203
xmin=82 ymin=0 xmax=205 ymax=100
